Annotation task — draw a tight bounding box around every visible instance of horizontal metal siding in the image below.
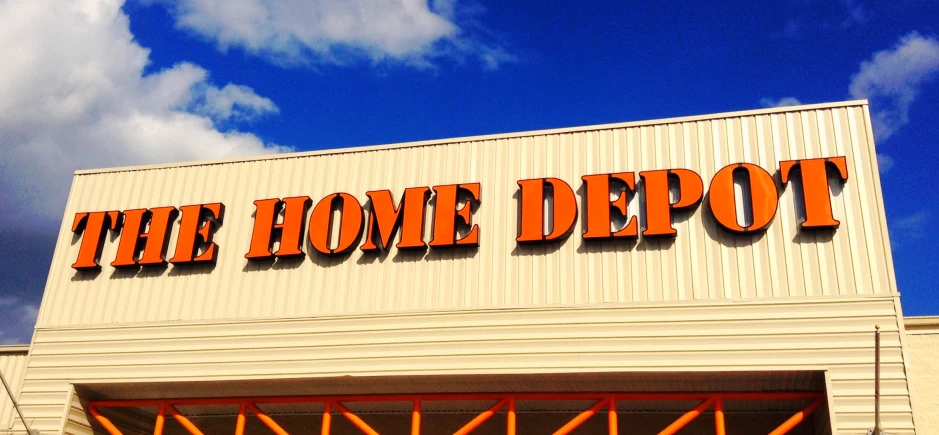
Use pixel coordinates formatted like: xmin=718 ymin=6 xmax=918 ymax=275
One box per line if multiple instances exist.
xmin=17 ymin=297 xmax=914 ymax=434
xmin=0 ymin=352 xmax=28 ymax=430
xmin=61 ymin=388 xmax=95 ymax=435
xmin=36 ymin=104 xmax=894 ymax=328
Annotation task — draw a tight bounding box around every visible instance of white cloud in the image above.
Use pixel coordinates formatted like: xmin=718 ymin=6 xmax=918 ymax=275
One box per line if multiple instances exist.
xmin=197 ymin=84 xmax=279 ymax=122
xmin=890 ymin=211 xmax=929 ymax=247
xmin=849 ymin=32 xmax=939 ymax=141
xmin=759 ymin=97 xmax=803 ymax=108
xmin=775 ymin=1 xmax=869 ymax=38
xmin=893 ymin=211 xmax=928 ymax=233
xmin=156 ymin=0 xmax=514 ymax=68
xmin=839 ymin=0 xmax=869 ymax=28
xmin=0 ymin=0 xmax=289 ymax=229
xmin=0 ymin=296 xmax=38 ymax=344
xmin=877 ymin=153 xmax=895 ymax=175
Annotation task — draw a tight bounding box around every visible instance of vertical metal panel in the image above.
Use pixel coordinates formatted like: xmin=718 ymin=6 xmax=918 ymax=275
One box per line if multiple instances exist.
xmin=34 ymin=101 xmax=895 ymax=328
xmin=0 ymin=348 xmax=29 ymax=430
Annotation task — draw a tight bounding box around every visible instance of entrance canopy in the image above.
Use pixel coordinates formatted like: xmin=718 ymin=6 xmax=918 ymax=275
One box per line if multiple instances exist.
xmin=80 ymin=372 xmax=829 ymax=435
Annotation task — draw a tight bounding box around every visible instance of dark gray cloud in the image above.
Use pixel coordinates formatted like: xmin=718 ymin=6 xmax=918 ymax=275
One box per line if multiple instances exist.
xmin=0 ymin=229 xmax=57 ymax=344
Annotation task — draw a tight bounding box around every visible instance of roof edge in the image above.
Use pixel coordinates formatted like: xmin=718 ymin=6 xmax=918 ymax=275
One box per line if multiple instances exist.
xmin=0 ymin=345 xmax=29 ymax=354
xmin=905 ymin=315 xmax=939 ymax=328
xmin=75 ymin=99 xmax=869 ymax=176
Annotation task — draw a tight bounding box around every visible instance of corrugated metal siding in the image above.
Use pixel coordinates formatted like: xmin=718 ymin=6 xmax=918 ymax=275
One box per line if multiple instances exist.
xmin=16 ymin=297 xmax=913 ymax=434
xmin=36 ymin=102 xmax=895 ymax=328
xmin=0 ymin=349 xmax=29 ymax=431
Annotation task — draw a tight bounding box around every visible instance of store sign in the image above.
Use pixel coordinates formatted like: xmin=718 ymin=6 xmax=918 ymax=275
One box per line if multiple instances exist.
xmin=69 ymin=157 xmax=848 ymax=270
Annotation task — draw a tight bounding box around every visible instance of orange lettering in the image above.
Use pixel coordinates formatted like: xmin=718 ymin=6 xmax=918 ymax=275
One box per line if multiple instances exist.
xmin=779 ymin=157 xmax=849 ymax=229
xmin=639 ymin=169 xmax=703 ymax=237
xmin=70 ymin=211 xmax=121 ymax=270
xmin=309 ymin=193 xmax=364 ymax=255
xmin=111 ymin=207 xmax=178 ymax=267
xmin=708 ymin=163 xmax=779 ymax=233
xmin=516 ymin=178 xmax=577 ymax=243
xmin=361 ymin=188 xmax=430 ymax=251
xmin=169 ymin=203 xmax=224 ymax=264
xmin=429 ymin=183 xmax=481 ymax=247
xmin=245 ymin=197 xmax=311 ymax=259
xmin=581 ymin=173 xmax=638 ymax=240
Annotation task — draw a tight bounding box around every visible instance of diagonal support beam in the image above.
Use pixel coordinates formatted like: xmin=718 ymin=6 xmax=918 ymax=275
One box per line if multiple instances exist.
xmin=453 ymin=398 xmax=509 ymax=435
xmin=166 ymin=405 xmax=205 ymax=435
xmin=89 ymin=406 xmax=124 ymax=435
xmin=767 ymin=397 xmax=824 ymax=435
xmin=552 ymin=398 xmax=611 ymax=435
xmin=247 ymin=403 xmax=290 ymax=435
xmin=332 ymin=401 xmax=380 ymax=435
xmin=658 ymin=398 xmax=716 ymax=435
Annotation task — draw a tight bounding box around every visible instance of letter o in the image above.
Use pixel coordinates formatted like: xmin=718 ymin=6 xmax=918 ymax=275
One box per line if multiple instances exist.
xmin=708 ymin=163 xmax=779 ymax=233
xmin=309 ymin=193 xmax=364 ymax=255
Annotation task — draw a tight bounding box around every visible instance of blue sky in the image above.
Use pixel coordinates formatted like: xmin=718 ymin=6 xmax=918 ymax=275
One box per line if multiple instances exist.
xmin=1 ymin=0 xmax=938 ymax=343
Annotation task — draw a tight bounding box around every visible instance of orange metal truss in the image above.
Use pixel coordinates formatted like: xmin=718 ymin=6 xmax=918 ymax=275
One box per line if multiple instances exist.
xmin=88 ymin=392 xmax=826 ymax=435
